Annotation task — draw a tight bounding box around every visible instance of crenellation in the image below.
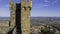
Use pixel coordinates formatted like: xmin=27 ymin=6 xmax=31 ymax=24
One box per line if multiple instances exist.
xmin=0 ymin=0 xmax=32 ymax=34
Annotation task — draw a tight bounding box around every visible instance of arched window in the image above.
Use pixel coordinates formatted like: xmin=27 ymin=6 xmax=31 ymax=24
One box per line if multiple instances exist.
xmin=28 ymin=6 xmax=31 ymax=10
xmin=23 ymin=7 xmax=26 ymax=10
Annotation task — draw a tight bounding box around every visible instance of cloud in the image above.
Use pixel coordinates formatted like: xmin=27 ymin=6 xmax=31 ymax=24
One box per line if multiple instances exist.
xmin=44 ymin=0 xmax=49 ymax=2
xmin=43 ymin=4 xmax=48 ymax=7
xmin=52 ymin=0 xmax=59 ymax=4
xmin=38 ymin=4 xmax=49 ymax=8
xmin=35 ymin=3 xmax=43 ymax=8
xmin=33 ymin=3 xmax=49 ymax=9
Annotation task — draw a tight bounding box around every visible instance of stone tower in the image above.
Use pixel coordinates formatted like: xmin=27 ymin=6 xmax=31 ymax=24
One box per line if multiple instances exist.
xmin=21 ymin=0 xmax=32 ymax=34
xmin=9 ymin=0 xmax=32 ymax=34
xmin=9 ymin=0 xmax=16 ymax=28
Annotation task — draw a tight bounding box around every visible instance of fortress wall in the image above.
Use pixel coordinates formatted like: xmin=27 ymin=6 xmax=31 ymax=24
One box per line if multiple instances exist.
xmin=0 ymin=20 xmax=9 ymax=26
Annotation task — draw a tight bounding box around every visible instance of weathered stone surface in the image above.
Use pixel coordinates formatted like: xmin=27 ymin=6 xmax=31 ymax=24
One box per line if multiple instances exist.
xmin=0 ymin=0 xmax=32 ymax=34
xmin=0 ymin=20 xmax=9 ymax=26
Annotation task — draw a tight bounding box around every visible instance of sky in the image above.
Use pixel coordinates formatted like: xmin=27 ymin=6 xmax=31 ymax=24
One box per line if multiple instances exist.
xmin=0 ymin=0 xmax=60 ymax=17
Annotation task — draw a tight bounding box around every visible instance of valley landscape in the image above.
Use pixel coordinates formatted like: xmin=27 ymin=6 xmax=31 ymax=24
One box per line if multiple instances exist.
xmin=31 ymin=17 xmax=60 ymax=30
xmin=0 ymin=17 xmax=60 ymax=34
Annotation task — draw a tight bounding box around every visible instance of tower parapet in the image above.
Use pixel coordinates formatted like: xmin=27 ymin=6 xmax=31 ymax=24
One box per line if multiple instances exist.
xmin=21 ymin=0 xmax=32 ymax=34
xmin=9 ymin=0 xmax=16 ymax=28
xmin=9 ymin=0 xmax=32 ymax=34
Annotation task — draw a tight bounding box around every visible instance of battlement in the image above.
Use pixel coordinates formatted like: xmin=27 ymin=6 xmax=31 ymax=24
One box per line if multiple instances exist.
xmin=0 ymin=0 xmax=32 ymax=34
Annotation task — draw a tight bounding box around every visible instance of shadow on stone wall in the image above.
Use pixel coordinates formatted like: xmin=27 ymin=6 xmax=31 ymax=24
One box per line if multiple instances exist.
xmin=7 ymin=3 xmax=22 ymax=34
xmin=6 ymin=26 xmax=15 ymax=34
xmin=15 ymin=3 xmax=22 ymax=34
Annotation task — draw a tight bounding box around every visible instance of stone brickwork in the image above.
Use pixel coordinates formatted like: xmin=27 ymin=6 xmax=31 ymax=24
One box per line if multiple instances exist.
xmin=0 ymin=0 xmax=32 ymax=34
xmin=9 ymin=0 xmax=32 ymax=34
xmin=9 ymin=0 xmax=16 ymax=28
xmin=21 ymin=0 xmax=32 ymax=34
xmin=0 ymin=20 xmax=10 ymax=34
xmin=0 ymin=20 xmax=9 ymax=26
